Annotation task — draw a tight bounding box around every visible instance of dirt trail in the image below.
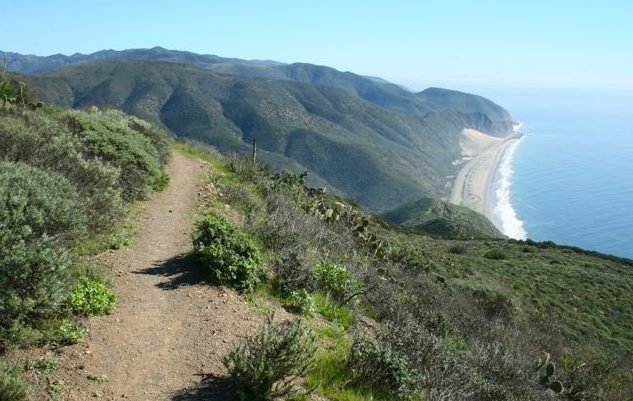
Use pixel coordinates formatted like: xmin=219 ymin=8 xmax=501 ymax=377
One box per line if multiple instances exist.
xmin=39 ymin=152 xmax=262 ymax=400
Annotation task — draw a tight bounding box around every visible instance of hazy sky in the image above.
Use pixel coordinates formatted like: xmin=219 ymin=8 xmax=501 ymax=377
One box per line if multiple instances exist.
xmin=2 ymin=0 xmax=632 ymax=91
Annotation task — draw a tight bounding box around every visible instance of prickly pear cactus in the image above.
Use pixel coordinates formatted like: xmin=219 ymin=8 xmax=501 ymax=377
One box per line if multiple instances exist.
xmin=549 ymin=380 xmax=564 ymax=393
xmin=534 ymin=353 xmax=565 ymax=394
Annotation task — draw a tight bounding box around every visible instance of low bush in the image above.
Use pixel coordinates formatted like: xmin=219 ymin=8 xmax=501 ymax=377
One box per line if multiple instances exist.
xmin=388 ymin=244 xmax=434 ymax=273
xmin=67 ymin=278 xmax=116 ymax=316
xmin=108 ymin=232 xmax=129 ymax=250
xmin=62 ymin=109 xmax=168 ymax=201
xmin=124 ymin=114 xmax=172 ymax=165
xmin=227 ymin=156 xmax=269 ymax=185
xmin=0 ymin=163 xmax=85 ymax=328
xmin=307 ymin=336 xmax=386 ymax=401
xmin=484 ymin=249 xmax=508 ymax=260
xmin=222 ymin=182 xmax=264 ymax=217
xmin=252 ymin=193 xmax=356 ymax=263
xmin=349 ymin=335 xmax=419 ymax=400
xmin=283 ymin=289 xmax=315 ymax=317
xmin=0 ymin=238 xmax=73 ymax=330
xmin=192 ymin=213 xmax=264 ymax=292
xmin=223 ymin=317 xmax=316 ymax=400
xmin=272 ymin=251 xmax=316 ymax=294
xmin=314 ymin=261 xmax=359 ymax=304
xmin=472 ymin=288 xmax=517 ymax=320
xmin=49 ymin=319 xmax=86 ymax=345
xmin=0 ymin=112 xmax=124 ymax=230
xmin=30 ymin=356 xmax=59 ymax=371
xmin=448 ymin=243 xmax=468 ymax=254
xmin=107 ymin=223 xmax=135 ymax=250
xmin=152 ymin=168 xmax=170 ymax=192
xmin=0 ymin=360 xmax=30 ymax=401
xmin=0 ymin=162 xmax=87 ymax=244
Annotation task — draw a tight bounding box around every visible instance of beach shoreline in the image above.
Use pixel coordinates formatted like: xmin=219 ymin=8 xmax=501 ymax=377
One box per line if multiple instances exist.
xmin=449 ymin=129 xmax=522 ymax=228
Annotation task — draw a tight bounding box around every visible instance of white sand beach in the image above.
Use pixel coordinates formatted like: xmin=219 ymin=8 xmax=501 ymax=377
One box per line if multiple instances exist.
xmin=449 ymin=129 xmax=521 ymax=222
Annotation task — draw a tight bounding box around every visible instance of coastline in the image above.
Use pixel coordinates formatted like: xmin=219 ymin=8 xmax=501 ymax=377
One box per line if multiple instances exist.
xmin=449 ymin=129 xmax=522 ymax=228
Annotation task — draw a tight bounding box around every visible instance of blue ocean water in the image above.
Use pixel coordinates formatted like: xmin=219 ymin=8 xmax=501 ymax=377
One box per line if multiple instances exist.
xmin=485 ymin=88 xmax=633 ymax=259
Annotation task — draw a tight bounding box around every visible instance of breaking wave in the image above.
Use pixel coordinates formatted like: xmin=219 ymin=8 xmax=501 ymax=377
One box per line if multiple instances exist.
xmin=493 ymin=137 xmax=527 ymax=239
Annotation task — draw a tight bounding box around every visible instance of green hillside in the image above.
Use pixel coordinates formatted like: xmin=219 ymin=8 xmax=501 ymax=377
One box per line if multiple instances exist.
xmin=382 ymin=197 xmax=503 ymax=239
xmin=24 ymin=60 xmax=505 ymax=212
xmin=178 ymin=141 xmax=633 ymax=401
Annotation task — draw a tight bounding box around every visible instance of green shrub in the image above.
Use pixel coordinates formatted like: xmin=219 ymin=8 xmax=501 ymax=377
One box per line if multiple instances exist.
xmin=124 ymin=114 xmax=172 ymax=164
xmin=107 ymin=223 xmax=135 ymax=250
xmin=223 ymin=317 xmax=316 ymax=400
xmin=284 ymin=289 xmax=315 ymax=317
xmin=49 ymin=319 xmax=86 ymax=345
xmin=31 ymin=357 xmax=59 ymax=371
xmin=0 ymin=112 xmax=124 ymax=230
xmin=484 ymin=249 xmax=508 ymax=260
xmin=0 ymin=360 xmax=30 ymax=401
xmin=223 ymin=182 xmax=264 ymax=216
xmin=86 ymin=374 xmax=109 ymax=383
xmin=0 ymin=163 xmax=85 ymax=328
xmin=108 ymin=232 xmax=130 ymax=250
xmin=388 ymin=244 xmax=433 ymax=273
xmin=0 ymin=162 xmax=86 ymax=244
xmin=448 ymin=243 xmax=468 ymax=254
xmin=472 ymin=288 xmax=517 ymax=320
xmin=47 ymin=380 xmax=64 ymax=393
xmin=0 ymin=238 xmax=72 ymax=329
xmin=152 ymin=168 xmax=170 ymax=191
xmin=273 ymin=251 xmax=316 ymax=294
xmin=62 ymin=109 xmax=167 ymax=201
xmin=349 ymin=335 xmax=419 ymax=400
xmin=314 ymin=261 xmax=359 ymax=303
xmin=67 ymin=278 xmax=116 ymax=316
xmin=192 ymin=213 xmax=264 ymax=292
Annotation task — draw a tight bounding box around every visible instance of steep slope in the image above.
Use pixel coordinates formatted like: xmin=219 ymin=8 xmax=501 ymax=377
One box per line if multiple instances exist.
xmin=26 ymin=60 xmax=497 ymax=212
xmin=382 ymin=197 xmax=502 ymax=239
xmin=3 ymin=47 xmax=514 ymax=135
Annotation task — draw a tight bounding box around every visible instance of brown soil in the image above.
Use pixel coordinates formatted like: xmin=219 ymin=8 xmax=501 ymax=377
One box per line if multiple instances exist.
xmin=18 ymin=152 xmax=276 ymax=400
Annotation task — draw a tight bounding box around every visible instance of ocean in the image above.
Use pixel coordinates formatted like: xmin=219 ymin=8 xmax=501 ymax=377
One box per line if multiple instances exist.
xmin=486 ymin=87 xmax=633 ymax=259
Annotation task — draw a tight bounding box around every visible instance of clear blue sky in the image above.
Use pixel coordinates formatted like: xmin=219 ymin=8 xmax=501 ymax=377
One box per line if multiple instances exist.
xmin=2 ymin=0 xmax=632 ymax=91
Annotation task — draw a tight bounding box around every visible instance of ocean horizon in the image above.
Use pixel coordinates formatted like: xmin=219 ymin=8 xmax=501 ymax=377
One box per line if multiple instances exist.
xmin=486 ymin=87 xmax=633 ymax=259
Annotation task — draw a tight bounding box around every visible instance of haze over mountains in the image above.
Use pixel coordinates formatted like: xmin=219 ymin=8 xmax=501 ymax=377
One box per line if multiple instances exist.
xmin=3 ymin=47 xmax=514 ymax=218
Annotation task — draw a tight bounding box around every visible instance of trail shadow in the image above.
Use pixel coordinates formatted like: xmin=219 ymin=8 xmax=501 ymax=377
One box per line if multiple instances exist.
xmin=136 ymin=253 xmax=210 ymax=290
xmin=171 ymin=373 xmax=238 ymax=401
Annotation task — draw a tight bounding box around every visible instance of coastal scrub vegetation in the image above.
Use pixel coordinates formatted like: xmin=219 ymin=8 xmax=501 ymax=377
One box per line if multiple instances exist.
xmin=192 ymin=213 xmax=265 ymax=292
xmin=181 ymin=139 xmax=633 ymax=401
xmin=0 ymin=359 xmax=29 ymax=401
xmin=223 ymin=317 xmax=317 ymax=400
xmin=0 ymin=78 xmax=171 ymax=390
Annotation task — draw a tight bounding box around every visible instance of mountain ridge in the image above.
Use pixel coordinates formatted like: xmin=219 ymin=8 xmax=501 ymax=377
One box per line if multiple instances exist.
xmin=2 ymin=47 xmax=513 ymax=136
xmin=7 ymin=48 xmax=515 ymax=214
